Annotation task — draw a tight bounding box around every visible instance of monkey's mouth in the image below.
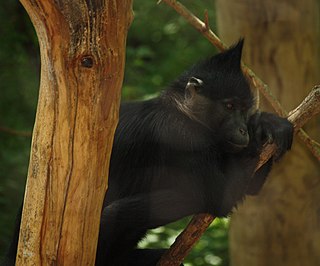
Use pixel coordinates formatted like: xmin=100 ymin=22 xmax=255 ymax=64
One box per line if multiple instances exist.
xmin=226 ymin=141 xmax=248 ymax=150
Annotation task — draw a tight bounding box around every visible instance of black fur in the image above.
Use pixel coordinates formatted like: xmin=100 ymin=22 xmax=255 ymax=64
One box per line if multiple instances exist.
xmin=95 ymin=41 xmax=293 ymax=265
xmin=3 ymin=41 xmax=293 ymax=266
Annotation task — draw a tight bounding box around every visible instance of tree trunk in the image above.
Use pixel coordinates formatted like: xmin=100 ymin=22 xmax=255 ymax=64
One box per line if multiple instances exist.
xmin=216 ymin=0 xmax=320 ymax=265
xmin=16 ymin=1 xmax=133 ymax=265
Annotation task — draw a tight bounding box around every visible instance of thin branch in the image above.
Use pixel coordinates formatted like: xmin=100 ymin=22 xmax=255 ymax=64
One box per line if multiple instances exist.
xmin=0 ymin=126 xmax=32 ymax=137
xmin=158 ymin=0 xmax=226 ymax=51
xmin=203 ymin=10 xmax=209 ymax=31
xmin=157 ymin=86 xmax=320 ymax=266
xmin=296 ymin=130 xmax=320 ymax=158
xmin=288 ymin=86 xmax=320 ymax=130
xmin=157 ymin=214 xmax=214 ymax=266
xmin=255 ymin=86 xmax=320 ymax=169
xmin=159 ymin=0 xmax=320 ymax=160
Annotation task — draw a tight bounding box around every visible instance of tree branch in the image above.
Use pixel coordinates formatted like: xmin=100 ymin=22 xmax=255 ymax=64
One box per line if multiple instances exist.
xmin=157 ymin=86 xmax=320 ymax=266
xmin=0 ymin=126 xmax=32 ymax=137
xmin=255 ymin=86 xmax=320 ymax=169
xmin=158 ymin=0 xmax=226 ymax=51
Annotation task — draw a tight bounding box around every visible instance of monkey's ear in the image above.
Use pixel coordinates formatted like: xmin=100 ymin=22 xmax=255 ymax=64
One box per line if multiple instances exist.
xmin=185 ymin=77 xmax=203 ymax=97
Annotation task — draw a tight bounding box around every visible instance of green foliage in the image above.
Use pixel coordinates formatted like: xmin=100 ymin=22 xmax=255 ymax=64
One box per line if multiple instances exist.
xmin=0 ymin=1 xmax=228 ymax=264
xmin=139 ymin=218 xmax=229 ymax=266
xmin=123 ymin=0 xmax=217 ymax=99
xmin=0 ymin=1 xmax=39 ymax=255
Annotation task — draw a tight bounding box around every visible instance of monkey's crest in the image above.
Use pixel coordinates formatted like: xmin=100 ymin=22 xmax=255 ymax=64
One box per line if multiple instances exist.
xmin=169 ymin=39 xmax=252 ymax=104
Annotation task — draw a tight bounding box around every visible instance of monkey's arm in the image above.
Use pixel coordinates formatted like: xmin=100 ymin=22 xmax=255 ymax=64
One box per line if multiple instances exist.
xmin=96 ymin=190 xmax=203 ymax=265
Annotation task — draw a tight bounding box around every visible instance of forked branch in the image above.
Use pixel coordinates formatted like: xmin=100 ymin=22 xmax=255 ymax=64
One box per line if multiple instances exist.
xmin=256 ymin=86 xmax=320 ymax=169
xmin=158 ymin=0 xmax=320 ymax=160
xmin=157 ymin=1 xmax=320 ymax=265
xmin=157 ymin=86 xmax=320 ymax=266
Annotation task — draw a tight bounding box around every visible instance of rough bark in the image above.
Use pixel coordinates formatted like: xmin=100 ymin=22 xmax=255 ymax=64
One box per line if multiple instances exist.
xmin=16 ymin=1 xmax=133 ymax=265
xmin=216 ymin=0 xmax=320 ymax=265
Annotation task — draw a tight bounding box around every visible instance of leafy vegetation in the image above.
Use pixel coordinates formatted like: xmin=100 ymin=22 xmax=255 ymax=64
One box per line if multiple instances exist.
xmin=0 ymin=1 xmax=228 ymax=265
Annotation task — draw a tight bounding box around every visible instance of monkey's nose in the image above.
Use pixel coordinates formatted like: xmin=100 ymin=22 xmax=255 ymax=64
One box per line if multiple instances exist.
xmin=239 ymin=128 xmax=248 ymax=136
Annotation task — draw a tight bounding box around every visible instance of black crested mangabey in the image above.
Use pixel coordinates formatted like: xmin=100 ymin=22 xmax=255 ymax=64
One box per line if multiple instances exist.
xmin=96 ymin=40 xmax=293 ymax=265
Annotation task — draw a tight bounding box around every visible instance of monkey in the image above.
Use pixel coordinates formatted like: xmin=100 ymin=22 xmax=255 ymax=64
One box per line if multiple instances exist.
xmin=95 ymin=40 xmax=293 ymax=265
xmin=2 ymin=40 xmax=293 ymax=266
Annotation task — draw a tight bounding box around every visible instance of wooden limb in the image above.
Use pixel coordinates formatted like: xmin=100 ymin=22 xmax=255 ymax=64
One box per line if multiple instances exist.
xmin=158 ymin=0 xmax=319 ymax=160
xmin=296 ymin=130 xmax=320 ymax=159
xmin=0 ymin=126 xmax=32 ymax=137
xmin=157 ymin=88 xmax=320 ymax=265
xmin=158 ymin=0 xmax=226 ymax=51
xmin=256 ymin=85 xmax=320 ymax=169
xmin=288 ymin=86 xmax=320 ymax=130
xmin=157 ymin=214 xmax=214 ymax=266
xmin=203 ymin=10 xmax=210 ymax=31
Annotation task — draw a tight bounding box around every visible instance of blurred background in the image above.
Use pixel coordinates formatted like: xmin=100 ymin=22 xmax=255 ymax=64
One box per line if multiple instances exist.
xmin=0 ymin=1 xmax=319 ymax=266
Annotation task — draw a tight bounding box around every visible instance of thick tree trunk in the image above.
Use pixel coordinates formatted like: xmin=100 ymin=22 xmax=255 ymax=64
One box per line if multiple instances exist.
xmin=216 ymin=0 xmax=320 ymax=265
xmin=16 ymin=1 xmax=133 ymax=265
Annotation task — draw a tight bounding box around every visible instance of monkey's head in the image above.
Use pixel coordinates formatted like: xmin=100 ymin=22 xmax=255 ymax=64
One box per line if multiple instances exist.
xmin=171 ymin=40 xmax=254 ymax=152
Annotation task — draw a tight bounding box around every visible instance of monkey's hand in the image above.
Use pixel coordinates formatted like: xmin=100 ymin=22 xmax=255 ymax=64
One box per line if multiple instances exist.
xmin=247 ymin=112 xmax=293 ymax=161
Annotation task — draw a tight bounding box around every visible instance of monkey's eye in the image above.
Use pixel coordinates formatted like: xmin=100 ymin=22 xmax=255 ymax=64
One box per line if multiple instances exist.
xmin=225 ymin=103 xmax=234 ymax=110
